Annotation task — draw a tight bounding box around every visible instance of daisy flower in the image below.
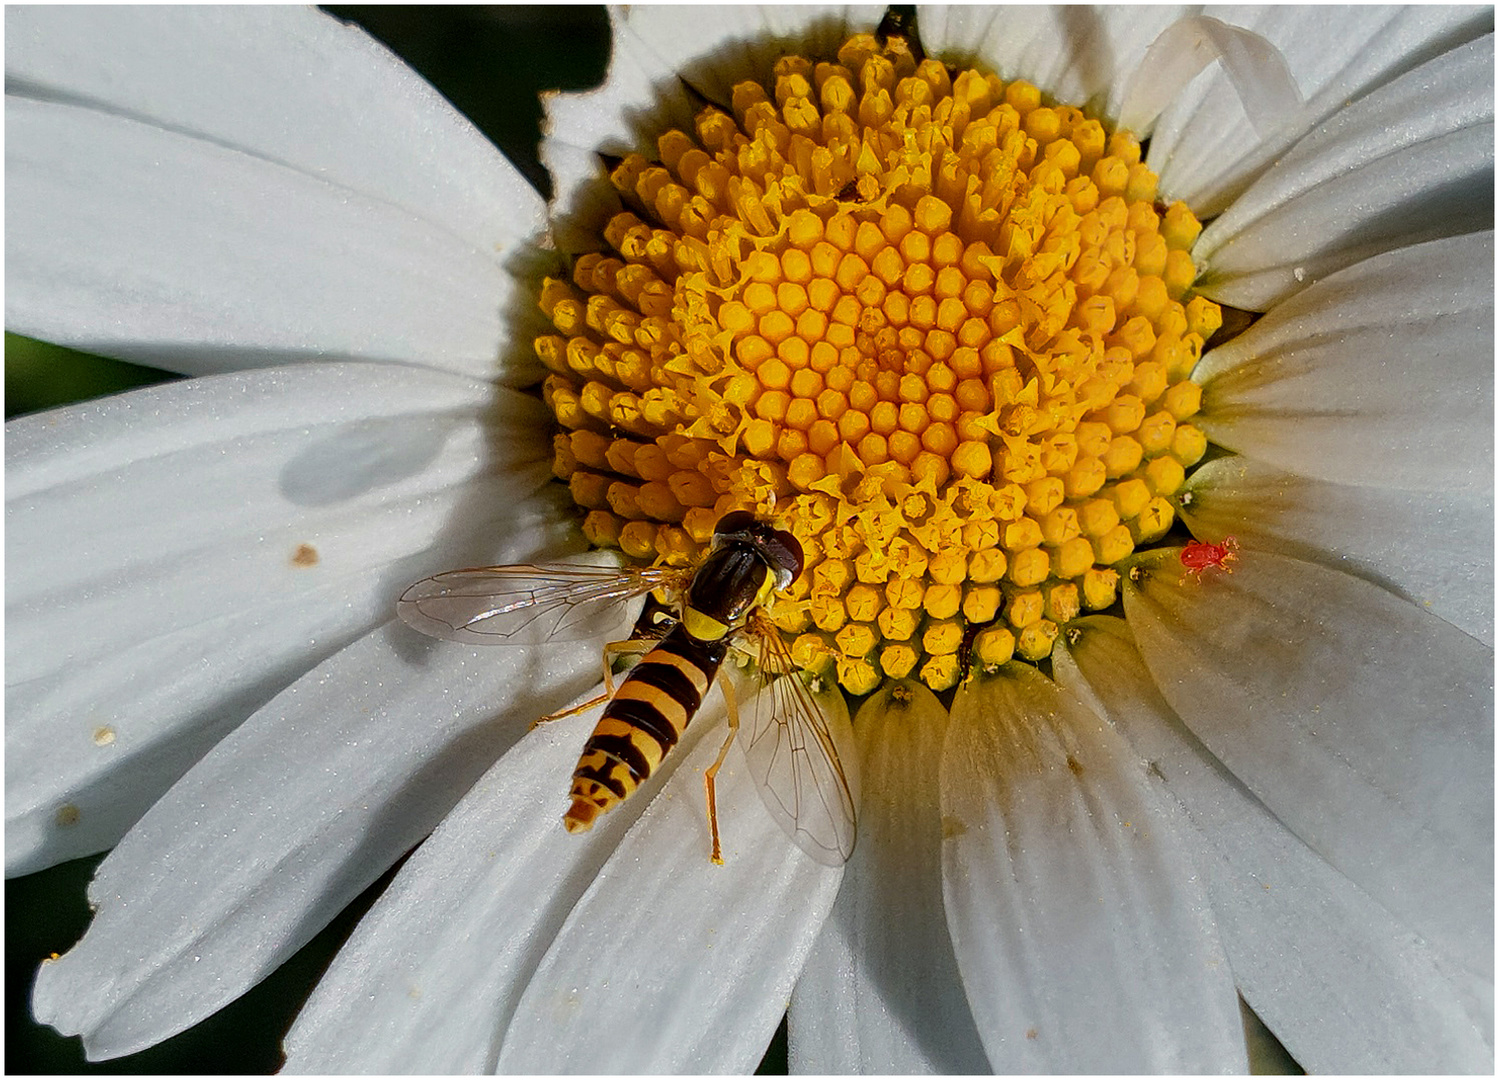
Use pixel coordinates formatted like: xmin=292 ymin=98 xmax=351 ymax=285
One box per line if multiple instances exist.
xmin=7 ymin=4 xmax=1493 ymax=1073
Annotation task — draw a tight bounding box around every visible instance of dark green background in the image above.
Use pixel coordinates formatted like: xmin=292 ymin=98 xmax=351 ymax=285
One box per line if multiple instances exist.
xmin=6 ymin=6 xmax=1300 ymax=1073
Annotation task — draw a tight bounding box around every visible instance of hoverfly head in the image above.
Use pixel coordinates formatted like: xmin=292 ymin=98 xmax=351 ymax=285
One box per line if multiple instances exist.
xmin=710 ymin=511 xmax=804 ymax=592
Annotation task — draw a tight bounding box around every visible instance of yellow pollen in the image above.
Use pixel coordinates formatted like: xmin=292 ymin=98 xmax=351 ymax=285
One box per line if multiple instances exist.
xmin=538 ymin=31 xmax=1219 ymax=691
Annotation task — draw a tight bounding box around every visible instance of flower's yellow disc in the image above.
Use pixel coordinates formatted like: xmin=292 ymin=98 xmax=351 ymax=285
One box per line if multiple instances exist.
xmin=537 ymin=31 xmax=1222 ymax=692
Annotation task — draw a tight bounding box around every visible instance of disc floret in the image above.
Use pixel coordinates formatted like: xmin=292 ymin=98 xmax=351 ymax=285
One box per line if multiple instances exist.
xmin=538 ymin=32 xmax=1221 ymax=693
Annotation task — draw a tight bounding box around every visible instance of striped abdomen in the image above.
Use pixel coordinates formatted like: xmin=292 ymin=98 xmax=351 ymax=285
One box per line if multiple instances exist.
xmin=564 ymin=625 xmax=729 ymax=833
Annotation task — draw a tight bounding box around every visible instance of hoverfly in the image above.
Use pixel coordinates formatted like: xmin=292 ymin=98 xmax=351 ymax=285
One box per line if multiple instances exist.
xmin=397 ymin=511 xmax=858 ymax=866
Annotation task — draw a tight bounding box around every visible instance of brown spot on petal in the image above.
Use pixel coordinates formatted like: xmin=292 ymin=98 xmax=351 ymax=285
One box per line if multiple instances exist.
xmin=290 ymin=543 xmax=319 ymax=568
xmin=92 ymin=726 xmax=116 ymax=747
xmin=55 ymin=804 xmax=81 ymax=827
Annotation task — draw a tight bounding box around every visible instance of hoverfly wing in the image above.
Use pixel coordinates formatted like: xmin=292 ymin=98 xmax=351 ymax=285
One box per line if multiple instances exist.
xmin=397 ymin=564 xmax=689 ymax=647
xmin=736 ymin=617 xmax=859 ymax=865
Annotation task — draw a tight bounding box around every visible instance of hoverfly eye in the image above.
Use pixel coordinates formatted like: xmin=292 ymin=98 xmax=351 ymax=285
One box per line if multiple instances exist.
xmin=713 ymin=510 xmax=756 ymax=538
xmin=768 ymin=527 xmax=803 ymax=582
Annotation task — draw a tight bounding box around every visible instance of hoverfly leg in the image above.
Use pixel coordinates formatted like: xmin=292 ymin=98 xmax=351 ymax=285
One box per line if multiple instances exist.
xmin=529 ymin=691 xmax=609 ymax=729
xmin=600 ymin=636 xmax=659 ymax=698
xmin=529 ymin=637 xmax=656 ymax=729
xmin=703 ymin=676 xmax=741 ymax=866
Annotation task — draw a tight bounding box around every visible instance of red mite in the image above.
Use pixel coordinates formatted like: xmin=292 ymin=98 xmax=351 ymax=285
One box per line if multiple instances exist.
xmin=1180 ymin=535 xmax=1239 ymax=581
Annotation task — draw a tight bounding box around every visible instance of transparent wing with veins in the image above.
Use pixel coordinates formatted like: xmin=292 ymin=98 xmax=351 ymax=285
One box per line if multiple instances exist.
xmin=397 ymin=564 xmax=690 ymax=647
xmin=735 ymin=612 xmax=859 ymax=866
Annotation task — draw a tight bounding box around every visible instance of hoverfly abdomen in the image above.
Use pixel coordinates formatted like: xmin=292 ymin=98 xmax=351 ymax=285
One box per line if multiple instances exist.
xmin=564 ymin=625 xmax=728 ymax=833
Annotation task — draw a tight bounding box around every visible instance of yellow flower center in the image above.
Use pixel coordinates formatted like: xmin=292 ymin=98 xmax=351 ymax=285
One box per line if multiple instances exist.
xmin=536 ymin=31 xmax=1221 ymax=694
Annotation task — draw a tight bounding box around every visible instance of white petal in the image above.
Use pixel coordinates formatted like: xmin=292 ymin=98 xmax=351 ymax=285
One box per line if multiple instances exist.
xmin=919 ymin=5 xmax=1193 ymax=121
xmin=538 ymin=135 xmax=625 ymax=256
xmin=1441 ymin=958 xmax=1497 ymax=1052
xmin=497 ymin=690 xmax=845 ymax=1073
xmin=6 ymin=485 xmax=573 ymax=878
xmin=1194 ymin=232 xmax=1494 ymax=492
xmin=1149 ymin=7 xmax=1493 ymax=215
xmin=941 ymin=664 xmax=1245 ymax=1072
xmin=30 ymin=619 xmax=617 ymax=1061
xmin=789 ymin=683 xmax=990 ymax=1074
xmin=1055 ymin=616 xmax=1495 ymax=1073
xmin=5 ymin=98 xmax=546 ymax=379
xmin=6 ymin=364 xmax=563 ymax=874
xmin=5 ymin=6 xmax=544 ymax=252
xmin=7 ymin=364 xmax=548 ymax=677
xmin=283 ymin=691 xmax=693 ymax=1073
xmin=1118 ymin=16 xmax=1302 ymax=141
xmin=1196 ymin=36 xmax=1494 ymax=311
xmin=1180 ymin=457 xmax=1494 ymax=646
xmin=619 ymin=5 xmax=885 ymax=105
xmin=540 ymin=8 xmax=698 ymax=252
xmin=1122 ymin=547 xmax=1494 ymax=979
